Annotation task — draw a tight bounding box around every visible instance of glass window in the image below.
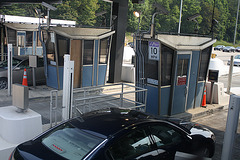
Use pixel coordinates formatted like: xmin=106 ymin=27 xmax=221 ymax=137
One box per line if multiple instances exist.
xmin=143 ymin=40 xmax=158 ymax=85
xmin=41 ymin=122 xmax=104 ymax=160
xmin=17 ymin=32 xmax=25 ymax=47
xmin=45 ymin=31 xmax=56 ymax=65
xmin=161 ymin=45 xmax=174 ymax=86
xmin=198 ymin=46 xmax=211 ymax=81
xmin=18 ymin=60 xmax=30 ymax=69
xmin=108 ymin=128 xmax=152 ymax=160
xmin=26 ymin=31 xmax=33 ymax=47
xmin=57 ymin=35 xmax=70 ymax=66
xmin=7 ymin=28 xmax=16 ymax=46
xmin=177 ymin=59 xmax=189 ymax=77
xmin=83 ymin=40 xmax=94 ymax=65
xmin=99 ymin=37 xmax=110 ymax=64
xmin=149 ymin=124 xmax=183 ymax=148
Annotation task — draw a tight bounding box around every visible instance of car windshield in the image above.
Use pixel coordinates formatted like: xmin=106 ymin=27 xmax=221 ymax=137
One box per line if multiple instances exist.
xmin=235 ymin=55 xmax=240 ymax=59
xmin=0 ymin=58 xmax=23 ymax=68
xmin=41 ymin=122 xmax=104 ymax=160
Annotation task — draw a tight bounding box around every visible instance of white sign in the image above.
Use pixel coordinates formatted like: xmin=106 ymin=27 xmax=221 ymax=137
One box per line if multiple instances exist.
xmin=148 ymin=41 xmax=160 ymax=61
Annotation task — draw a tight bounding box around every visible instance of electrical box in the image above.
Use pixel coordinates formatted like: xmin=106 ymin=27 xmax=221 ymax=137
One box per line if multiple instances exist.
xmin=12 ymin=84 xmax=29 ymax=111
xmin=208 ymin=69 xmax=219 ymax=82
xmin=29 ymin=55 xmax=38 ymax=68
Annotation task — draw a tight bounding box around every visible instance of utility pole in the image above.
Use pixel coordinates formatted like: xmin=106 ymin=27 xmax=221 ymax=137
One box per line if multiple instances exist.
xmin=234 ymin=0 xmax=240 ymax=45
xmin=178 ymin=0 xmax=183 ymax=34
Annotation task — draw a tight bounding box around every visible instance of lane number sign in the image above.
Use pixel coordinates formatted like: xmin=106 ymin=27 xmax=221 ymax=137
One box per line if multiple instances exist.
xmin=148 ymin=41 xmax=160 ymax=61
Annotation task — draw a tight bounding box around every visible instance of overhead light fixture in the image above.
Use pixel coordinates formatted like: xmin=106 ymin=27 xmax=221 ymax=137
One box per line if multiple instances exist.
xmin=42 ymin=2 xmax=57 ymax=11
xmin=133 ymin=11 xmax=140 ymax=18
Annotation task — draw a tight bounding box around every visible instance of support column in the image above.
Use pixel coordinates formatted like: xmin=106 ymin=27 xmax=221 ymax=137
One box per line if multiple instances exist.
xmin=108 ymin=0 xmax=128 ymax=83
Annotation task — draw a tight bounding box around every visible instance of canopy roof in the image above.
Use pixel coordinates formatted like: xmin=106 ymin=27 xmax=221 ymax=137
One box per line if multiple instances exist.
xmin=49 ymin=27 xmax=115 ymax=40
xmin=143 ymin=34 xmax=216 ymax=51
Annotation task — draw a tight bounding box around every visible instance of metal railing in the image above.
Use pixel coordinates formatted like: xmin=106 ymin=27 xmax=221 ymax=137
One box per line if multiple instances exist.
xmin=72 ymin=83 xmax=147 ymax=116
xmin=49 ymin=83 xmax=147 ymax=127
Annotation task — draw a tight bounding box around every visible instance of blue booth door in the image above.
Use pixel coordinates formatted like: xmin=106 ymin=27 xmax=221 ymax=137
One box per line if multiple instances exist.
xmin=172 ymin=53 xmax=191 ymax=114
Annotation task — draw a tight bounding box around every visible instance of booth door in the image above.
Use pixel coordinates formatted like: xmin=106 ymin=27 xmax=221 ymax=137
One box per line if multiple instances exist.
xmin=70 ymin=40 xmax=82 ymax=88
xmin=172 ymin=53 xmax=191 ymax=114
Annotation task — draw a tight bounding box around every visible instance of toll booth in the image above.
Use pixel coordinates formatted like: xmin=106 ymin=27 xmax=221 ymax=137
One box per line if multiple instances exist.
xmin=43 ymin=27 xmax=115 ymax=89
xmin=135 ymin=34 xmax=216 ymax=116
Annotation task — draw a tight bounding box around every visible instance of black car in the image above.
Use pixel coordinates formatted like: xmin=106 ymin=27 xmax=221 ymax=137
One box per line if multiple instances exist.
xmin=9 ymin=108 xmax=215 ymax=160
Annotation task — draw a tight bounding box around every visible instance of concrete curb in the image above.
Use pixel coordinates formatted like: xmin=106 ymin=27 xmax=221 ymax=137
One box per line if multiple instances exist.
xmin=171 ymin=104 xmax=228 ymax=121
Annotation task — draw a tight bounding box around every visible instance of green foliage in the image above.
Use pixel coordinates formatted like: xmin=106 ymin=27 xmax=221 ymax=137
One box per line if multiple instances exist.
xmin=0 ymin=0 xmax=240 ymax=43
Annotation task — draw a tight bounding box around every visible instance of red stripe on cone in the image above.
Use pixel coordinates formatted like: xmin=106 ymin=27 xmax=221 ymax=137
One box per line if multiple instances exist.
xmin=22 ymin=68 xmax=28 ymax=86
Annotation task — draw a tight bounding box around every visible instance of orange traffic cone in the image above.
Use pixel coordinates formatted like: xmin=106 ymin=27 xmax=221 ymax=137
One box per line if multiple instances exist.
xmin=202 ymin=86 xmax=206 ymax=107
xmin=22 ymin=68 xmax=28 ymax=86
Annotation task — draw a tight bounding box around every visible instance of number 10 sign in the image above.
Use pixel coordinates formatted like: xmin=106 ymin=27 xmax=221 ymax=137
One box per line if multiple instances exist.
xmin=148 ymin=41 xmax=160 ymax=61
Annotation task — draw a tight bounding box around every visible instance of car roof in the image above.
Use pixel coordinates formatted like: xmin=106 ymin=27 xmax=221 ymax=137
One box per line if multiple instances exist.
xmin=68 ymin=108 xmax=161 ymax=138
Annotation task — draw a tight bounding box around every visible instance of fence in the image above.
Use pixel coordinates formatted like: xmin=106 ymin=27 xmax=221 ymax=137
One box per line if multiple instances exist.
xmin=49 ymin=83 xmax=147 ymax=128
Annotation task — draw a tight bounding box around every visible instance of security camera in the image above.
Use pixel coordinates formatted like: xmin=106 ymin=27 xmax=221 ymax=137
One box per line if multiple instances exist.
xmin=187 ymin=13 xmax=200 ymax=21
xmin=42 ymin=2 xmax=57 ymax=11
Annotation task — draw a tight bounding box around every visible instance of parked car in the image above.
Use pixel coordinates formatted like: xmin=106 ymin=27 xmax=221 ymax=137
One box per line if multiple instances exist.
xmin=0 ymin=56 xmax=45 ymax=89
xmin=127 ymin=42 xmax=134 ymax=48
xmin=214 ymin=45 xmax=225 ymax=51
xmin=227 ymin=55 xmax=240 ymax=66
xmin=9 ymin=108 xmax=215 ymax=160
xmin=235 ymin=47 xmax=240 ymax=52
xmin=223 ymin=46 xmax=235 ymax=52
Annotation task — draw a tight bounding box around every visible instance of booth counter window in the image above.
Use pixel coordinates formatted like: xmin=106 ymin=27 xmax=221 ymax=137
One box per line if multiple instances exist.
xmin=45 ymin=31 xmax=56 ymax=65
xmin=99 ymin=37 xmax=110 ymax=64
xmin=83 ymin=40 xmax=94 ymax=65
xmin=161 ymin=45 xmax=173 ymax=86
xmin=7 ymin=28 xmax=16 ymax=46
xmin=198 ymin=46 xmax=212 ymax=81
xmin=57 ymin=35 xmax=70 ymax=66
xmin=143 ymin=40 xmax=173 ymax=87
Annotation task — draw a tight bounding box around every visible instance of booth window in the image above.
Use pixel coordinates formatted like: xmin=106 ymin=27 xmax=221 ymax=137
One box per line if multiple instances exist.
xmin=57 ymin=35 xmax=70 ymax=66
xmin=198 ymin=46 xmax=211 ymax=81
xmin=177 ymin=59 xmax=189 ymax=77
xmin=44 ymin=31 xmax=56 ymax=65
xmin=143 ymin=40 xmax=158 ymax=82
xmin=161 ymin=45 xmax=173 ymax=86
xmin=99 ymin=37 xmax=110 ymax=64
xmin=17 ymin=32 xmax=25 ymax=47
xmin=143 ymin=42 xmax=173 ymax=86
xmin=83 ymin=40 xmax=94 ymax=65
xmin=26 ymin=31 xmax=33 ymax=47
xmin=7 ymin=28 xmax=16 ymax=46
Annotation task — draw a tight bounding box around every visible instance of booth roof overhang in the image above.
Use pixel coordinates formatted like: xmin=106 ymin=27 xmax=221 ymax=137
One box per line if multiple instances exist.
xmin=143 ymin=34 xmax=216 ymax=51
xmin=48 ymin=27 xmax=115 ymax=40
xmin=3 ymin=23 xmax=39 ymax=31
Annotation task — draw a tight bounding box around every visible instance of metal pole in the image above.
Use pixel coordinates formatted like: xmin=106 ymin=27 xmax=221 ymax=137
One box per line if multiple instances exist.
xmin=227 ymin=55 xmax=234 ymax=94
xmin=234 ymin=0 xmax=240 ymax=45
xmin=8 ymin=44 xmax=12 ymax=96
xmin=32 ymin=67 xmax=36 ymax=89
xmin=1 ymin=27 xmax=4 ymax=61
xmin=221 ymin=95 xmax=240 ymax=160
xmin=178 ymin=0 xmax=183 ymax=34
